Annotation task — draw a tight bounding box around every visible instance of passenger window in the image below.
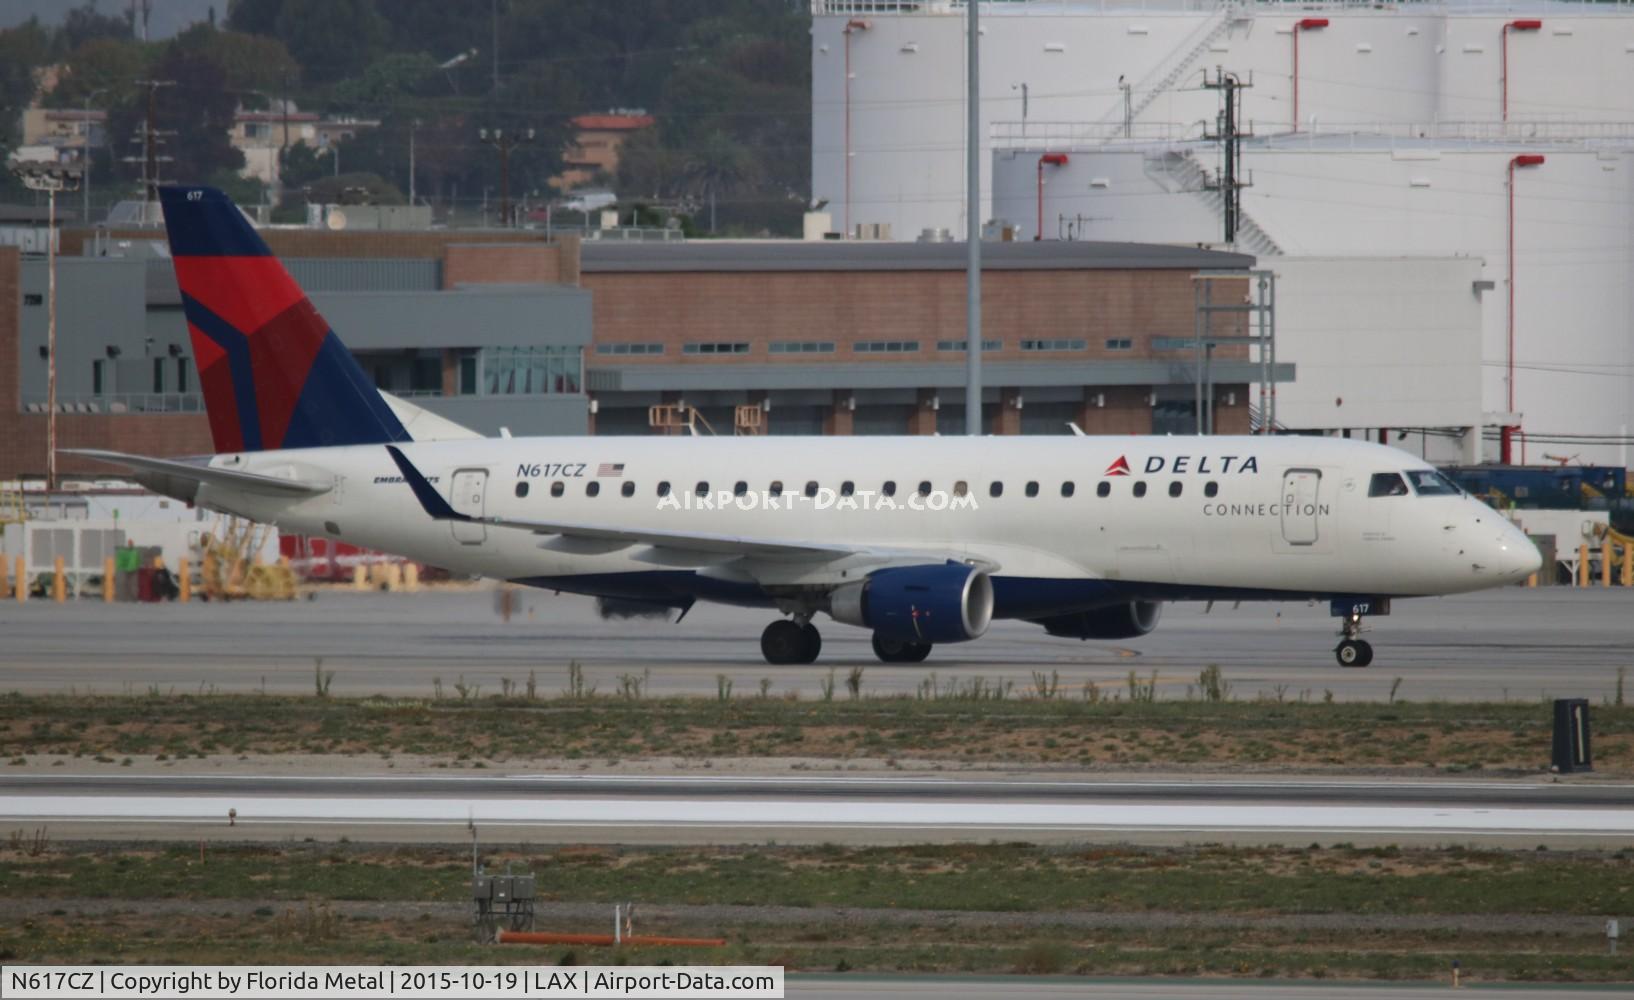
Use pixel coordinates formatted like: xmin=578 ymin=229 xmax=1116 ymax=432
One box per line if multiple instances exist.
xmin=954 ymin=480 xmax=969 ymax=497
xmin=734 ymin=481 xmax=747 ymax=496
xmin=882 ymin=480 xmax=897 ymax=496
xmin=1061 ymin=481 xmax=1075 ymax=498
xmin=917 ymin=480 xmax=932 ymax=497
xmin=550 ymin=481 xmax=564 ymax=497
xmin=515 ymin=482 xmax=529 ymax=498
xmin=587 ymin=481 xmax=601 ymax=497
xmin=1169 ymin=481 xmax=1182 ymax=498
xmin=769 ymin=480 xmax=783 ymax=497
xmin=621 ymin=481 xmax=636 ymax=498
xmin=657 ymin=481 xmax=671 ymax=497
xmin=1204 ymin=481 xmax=1218 ymax=498
xmin=1369 ymin=473 xmax=1410 ymax=498
xmin=1133 ymin=481 xmax=1147 ymax=498
xmin=805 ymin=481 xmax=819 ymax=498
xmin=990 ymin=482 xmax=1004 ymax=498
xmin=1025 ymin=481 xmax=1039 ymax=498
xmin=841 ymin=480 xmax=855 ymax=497
xmin=695 ymin=480 xmax=708 ymax=495
xmin=1096 ymin=482 xmax=1111 ymax=498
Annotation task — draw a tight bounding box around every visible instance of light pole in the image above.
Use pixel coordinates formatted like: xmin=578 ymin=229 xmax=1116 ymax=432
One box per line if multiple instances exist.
xmin=478 ymin=127 xmax=535 ymax=227
xmin=10 ymin=158 xmax=84 ymax=491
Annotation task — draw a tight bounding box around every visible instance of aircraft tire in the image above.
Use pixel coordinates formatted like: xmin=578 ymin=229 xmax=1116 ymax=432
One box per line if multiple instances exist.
xmin=796 ymin=623 xmax=822 ymax=664
xmin=761 ymin=619 xmax=806 ymax=665
xmin=1336 ymin=639 xmax=1369 ymax=668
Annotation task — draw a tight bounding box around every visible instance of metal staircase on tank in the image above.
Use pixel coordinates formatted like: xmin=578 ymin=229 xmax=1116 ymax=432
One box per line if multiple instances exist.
xmin=1102 ymin=3 xmax=1253 ymax=130
xmin=1154 ymin=147 xmax=1283 ymax=257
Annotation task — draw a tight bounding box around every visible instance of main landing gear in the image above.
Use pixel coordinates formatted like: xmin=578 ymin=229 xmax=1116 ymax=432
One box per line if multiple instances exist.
xmin=1335 ymin=612 xmax=1374 ymax=668
xmin=761 ymin=618 xmax=821 ymax=665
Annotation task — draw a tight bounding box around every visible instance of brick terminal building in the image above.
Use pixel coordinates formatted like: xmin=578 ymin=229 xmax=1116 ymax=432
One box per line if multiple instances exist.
xmin=0 ymin=226 xmax=1281 ymax=481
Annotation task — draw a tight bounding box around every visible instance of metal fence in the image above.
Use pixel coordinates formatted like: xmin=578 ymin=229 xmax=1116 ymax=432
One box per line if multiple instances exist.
xmin=21 ymin=393 xmax=204 ymax=415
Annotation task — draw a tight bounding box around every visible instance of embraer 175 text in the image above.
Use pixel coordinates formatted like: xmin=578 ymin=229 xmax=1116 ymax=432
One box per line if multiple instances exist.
xmin=72 ymin=187 xmax=1542 ymax=668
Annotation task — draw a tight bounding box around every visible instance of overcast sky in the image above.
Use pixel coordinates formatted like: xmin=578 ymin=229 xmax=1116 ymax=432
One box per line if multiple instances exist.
xmin=1 ymin=0 xmax=219 ymax=41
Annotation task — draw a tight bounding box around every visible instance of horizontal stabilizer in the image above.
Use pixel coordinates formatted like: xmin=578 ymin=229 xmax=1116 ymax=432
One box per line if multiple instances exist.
xmin=63 ymin=449 xmax=332 ymax=501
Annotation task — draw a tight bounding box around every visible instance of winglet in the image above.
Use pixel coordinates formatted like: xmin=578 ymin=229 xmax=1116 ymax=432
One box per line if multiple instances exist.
xmin=386 ymin=445 xmax=471 ymax=521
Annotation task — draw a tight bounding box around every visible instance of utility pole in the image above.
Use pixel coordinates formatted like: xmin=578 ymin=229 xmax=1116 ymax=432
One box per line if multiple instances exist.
xmin=9 ymin=160 xmax=84 ymax=491
xmin=408 ymin=119 xmax=420 ymax=205
xmin=81 ymin=87 xmax=107 ymax=226
xmin=1202 ymin=67 xmax=1252 ymax=245
xmin=479 ymin=127 xmax=534 ymax=227
xmin=964 ymin=0 xmax=982 ymax=436
xmin=125 ymin=78 xmax=174 ymax=223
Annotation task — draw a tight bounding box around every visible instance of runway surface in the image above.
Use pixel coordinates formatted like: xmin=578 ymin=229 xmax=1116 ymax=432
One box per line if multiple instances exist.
xmin=5 ymin=773 xmax=1630 ymax=847
xmin=785 ymin=978 xmax=1628 ymax=999
xmin=0 ymin=588 xmax=1629 ymax=702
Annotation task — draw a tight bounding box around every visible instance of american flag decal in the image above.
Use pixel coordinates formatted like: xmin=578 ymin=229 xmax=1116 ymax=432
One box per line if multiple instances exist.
xmin=597 ymin=463 xmax=625 ymax=477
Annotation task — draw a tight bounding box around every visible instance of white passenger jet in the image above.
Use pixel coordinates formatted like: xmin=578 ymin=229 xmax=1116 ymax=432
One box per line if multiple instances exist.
xmin=72 ymin=187 xmax=1541 ymax=668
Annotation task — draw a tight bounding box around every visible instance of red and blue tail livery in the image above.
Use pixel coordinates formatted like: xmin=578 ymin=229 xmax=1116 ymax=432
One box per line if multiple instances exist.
xmin=158 ymin=185 xmax=408 ymax=453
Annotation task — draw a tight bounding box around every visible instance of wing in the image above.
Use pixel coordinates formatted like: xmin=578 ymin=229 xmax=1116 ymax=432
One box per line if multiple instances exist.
xmin=63 ymin=449 xmax=332 ymax=501
xmin=385 ymin=445 xmax=996 ymax=573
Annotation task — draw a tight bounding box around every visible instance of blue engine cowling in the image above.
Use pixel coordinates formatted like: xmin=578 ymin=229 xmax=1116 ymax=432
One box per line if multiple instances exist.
xmin=1031 ymin=601 xmax=1162 ymax=640
xmin=828 ymin=563 xmax=994 ymax=644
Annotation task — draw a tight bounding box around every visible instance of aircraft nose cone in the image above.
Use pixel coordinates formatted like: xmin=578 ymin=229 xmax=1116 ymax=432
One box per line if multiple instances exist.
xmin=1493 ymin=523 xmax=1543 ymax=582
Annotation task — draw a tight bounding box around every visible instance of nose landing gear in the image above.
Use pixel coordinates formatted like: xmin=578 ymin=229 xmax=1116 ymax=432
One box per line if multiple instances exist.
xmin=761 ymin=617 xmax=821 ymax=665
xmin=1331 ymin=598 xmax=1386 ymax=668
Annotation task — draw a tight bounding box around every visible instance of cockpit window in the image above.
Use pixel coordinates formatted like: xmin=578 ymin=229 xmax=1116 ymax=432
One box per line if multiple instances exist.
xmin=1368 ymin=473 xmax=1409 ymax=497
xmin=1407 ymin=469 xmax=1461 ymax=496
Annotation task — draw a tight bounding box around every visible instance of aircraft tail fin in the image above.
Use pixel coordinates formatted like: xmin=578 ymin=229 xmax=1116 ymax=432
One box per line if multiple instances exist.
xmin=157 ymin=185 xmax=409 ymax=453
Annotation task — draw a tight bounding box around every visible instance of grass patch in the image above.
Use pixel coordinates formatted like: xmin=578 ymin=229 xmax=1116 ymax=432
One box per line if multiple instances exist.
xmin=2 ymin=693 xmax=1630 ymax=772
xmin=4 ymin=842 xmax=1632 ymax=916
xmin=2 ymin=850 xmax=1632 ymax=981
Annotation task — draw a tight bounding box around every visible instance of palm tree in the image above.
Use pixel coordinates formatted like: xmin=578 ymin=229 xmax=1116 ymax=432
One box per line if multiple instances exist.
xmin=683 ymin=130 xmax=756 ymax=234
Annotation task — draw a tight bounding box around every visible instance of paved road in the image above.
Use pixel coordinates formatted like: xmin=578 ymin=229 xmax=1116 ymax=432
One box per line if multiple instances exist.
xmin=5 ymin=773 xmax=1631 ymax=808
xmin=5 ymin=773 xmax=1631 ymax=847
xmin=785 ymin=979 xmax=1628 ymax=999
xmin=0 ymin=588 xmax=1628 ymax=702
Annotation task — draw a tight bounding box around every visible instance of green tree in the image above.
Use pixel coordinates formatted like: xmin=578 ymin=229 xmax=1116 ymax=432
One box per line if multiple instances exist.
xmin=55 ymin=3 xmax=135 ymax=56
xmin=272 ymin=0 xmax=387 ymax=85
xmin=330 ymin=53 xmax=440 ymax=111
xmin=173 ymin=25 xmax=301 ymax=99
xmin=42 ymin=37 xmax=151 ymax=110
xmin=107 ymin=34 xmax=243 ymax=186
xmin=0 ymin=20 xmax=50 ymax=151
xmin=684 ymin=130 xmax=757 ymax=234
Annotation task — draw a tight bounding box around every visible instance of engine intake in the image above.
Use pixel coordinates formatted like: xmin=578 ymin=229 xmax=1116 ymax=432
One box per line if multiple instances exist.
xmin=1032 ymin=601 xmax=1161 ymax=640
xmin=830 ymin=563 xmax=994 ymax=644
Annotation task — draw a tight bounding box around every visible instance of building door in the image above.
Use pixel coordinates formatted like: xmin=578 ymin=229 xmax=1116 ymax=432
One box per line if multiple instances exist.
xmin=1280 ymin=469 xmax=1321 ymax=546
xmin=450 ymin=469 xmax=487 ymax=544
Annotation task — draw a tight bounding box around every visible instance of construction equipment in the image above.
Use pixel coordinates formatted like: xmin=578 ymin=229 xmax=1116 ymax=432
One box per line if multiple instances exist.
xmin=647 ymin=403 xmax=716 ymax=436
xmin=0 ymin=485 xmax=25 ymax=530
xmin=196 ymin=516 xmax=297 ymax=600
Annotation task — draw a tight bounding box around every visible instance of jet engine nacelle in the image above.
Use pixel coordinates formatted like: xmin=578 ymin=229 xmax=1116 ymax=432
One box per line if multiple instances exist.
xmin=829 ymin=563 xmax=994 ymax=643
xmin=1033 ymin=601 xmax=1162 ymax=640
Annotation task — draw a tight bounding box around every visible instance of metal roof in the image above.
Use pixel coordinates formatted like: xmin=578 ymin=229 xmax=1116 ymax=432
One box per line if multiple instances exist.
xmin=580 ymin=240 xmax=1254 ymax=274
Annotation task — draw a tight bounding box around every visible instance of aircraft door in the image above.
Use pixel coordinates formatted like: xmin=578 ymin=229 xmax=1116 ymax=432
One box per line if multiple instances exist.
xmin=450 ymin=469 xmax=488 ymax=544
xmin=1280 ymin=468 xmax=1321 ymax=546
